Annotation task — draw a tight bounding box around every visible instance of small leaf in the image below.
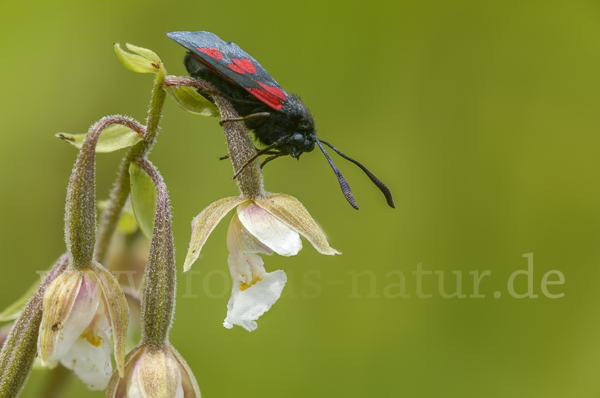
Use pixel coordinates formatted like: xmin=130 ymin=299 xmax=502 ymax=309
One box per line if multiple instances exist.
xmin=165 ymin=79 xmax=219 ymax=117
xmin=0 ymin=278 xmax=41 ymax=322
xmin=114 ymin=43 xmax=165 ymax=75
xmin=57 ymin=124 xmax=143 ymax=153
xmin=129 ymin=162 xmax=157 ymax=240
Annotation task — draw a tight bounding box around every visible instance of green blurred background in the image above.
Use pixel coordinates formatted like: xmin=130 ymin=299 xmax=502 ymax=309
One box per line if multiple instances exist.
xmin=1 ymin=0 xmax=599 ymax=396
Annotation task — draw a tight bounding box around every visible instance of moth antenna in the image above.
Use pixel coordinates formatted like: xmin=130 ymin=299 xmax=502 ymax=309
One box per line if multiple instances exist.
xmin=318 ymin=139 xmax=395 ymax=209
xmin=315 ymin=138 xmax=359 ymax=210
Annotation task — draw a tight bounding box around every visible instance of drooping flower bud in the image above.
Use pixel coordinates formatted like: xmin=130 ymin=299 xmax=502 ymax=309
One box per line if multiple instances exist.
xmin=106 ymin=344 xmax=200 ymax=398
xmin=106 ymin=159 xmax=201 ymax=396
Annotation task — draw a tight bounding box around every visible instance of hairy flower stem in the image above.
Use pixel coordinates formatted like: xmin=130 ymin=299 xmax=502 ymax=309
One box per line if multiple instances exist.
xmin=164 ymin=77 xmax=266 ymax=199
xmin=66 ymin=116 xmax=146 ymax=268
xmin=95 ymin=73 xmax=166 ymax=264
xmin=0 ymin=255 xmax=68 ymax=398
xmin=136 ymin=159 xmax=176 ymax=347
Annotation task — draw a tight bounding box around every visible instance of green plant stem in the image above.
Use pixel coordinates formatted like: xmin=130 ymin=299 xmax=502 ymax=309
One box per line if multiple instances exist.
xmin=95 ymin=73 xmax=166 ymax=264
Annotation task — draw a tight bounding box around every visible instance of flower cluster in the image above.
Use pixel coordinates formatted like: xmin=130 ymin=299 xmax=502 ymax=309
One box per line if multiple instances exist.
xmin=0 ymin=41 xmax=346 ymax=398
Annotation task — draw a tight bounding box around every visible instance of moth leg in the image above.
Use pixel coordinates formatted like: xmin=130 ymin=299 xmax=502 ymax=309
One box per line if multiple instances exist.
xmin=232 ymin=142 xmax=278 ymax=180
xmin=219 ymin=112 xmax=270 ymax=126
xmin=218 ymin=146 xmax=273 ymax=162
xmin=260 ymin=153 xmax=287 ymax=169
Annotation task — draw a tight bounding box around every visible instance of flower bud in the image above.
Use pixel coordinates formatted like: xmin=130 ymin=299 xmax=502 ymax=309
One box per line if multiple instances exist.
xmin=115 ymin=43 xmax=166 ymax=76
xmin=106 ymin=344 xmax=201 ymax=398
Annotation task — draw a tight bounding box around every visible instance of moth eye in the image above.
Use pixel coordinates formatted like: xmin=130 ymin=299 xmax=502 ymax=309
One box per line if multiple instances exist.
xmin=293 ymin=133 xmax=305 ymax=146
xmin=304 ymin=139 xmax=315 ymax=152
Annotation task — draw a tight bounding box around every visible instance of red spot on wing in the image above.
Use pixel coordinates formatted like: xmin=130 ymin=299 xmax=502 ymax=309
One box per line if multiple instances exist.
xmin=227 ymin=62 xmax=245 ymax=74
xmin=247 ymin=88 xmax=283 ymax=110
xmin=232 ymin=58 xmax=257 ymax=74
xmin=197 ymin=47 xmax=223 ymax=60
xmin=257 ymin=81 xmax=287 ymax=100
xmin=227 ymin=58 xmax=257 ymax=74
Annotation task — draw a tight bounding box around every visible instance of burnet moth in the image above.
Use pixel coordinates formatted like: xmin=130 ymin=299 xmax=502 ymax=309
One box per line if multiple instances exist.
xmin=167 ymin=31 xmax=394 ymax=210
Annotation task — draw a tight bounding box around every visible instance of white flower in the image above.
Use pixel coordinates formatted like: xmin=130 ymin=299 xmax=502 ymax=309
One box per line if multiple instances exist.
xmin=184 ymin=193 xmax=340 ymax=332
xmin=37 ymin=263 xmax=128 ymax=390
xmin=105 ymin=344 xmax=201 ymax=398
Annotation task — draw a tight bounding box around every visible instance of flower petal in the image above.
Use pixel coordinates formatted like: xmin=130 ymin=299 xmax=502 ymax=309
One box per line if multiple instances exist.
xmin=227 ymin=212 xmax=272 ymax=260
xmin=169 ymin=346 xmax=202 ymax=398
xmin=59 ymin=327 xmax=112 ymax=390
xmin=227 ymin=213 xmax=273 ymax=289
xmin=92 ymin=262 xmax=129 ymax=376
xmin=237 ymin=201 xmax=302 ymax=256
xmin=38 ymin=269 xmax=100 ymax=364
xmin=255 ymin=193 xmax=341 ymax=255
xmin=224 ymin=269 xmax=287 ymax=332
xmin=184 ymin=196 xmax=247 ymax=271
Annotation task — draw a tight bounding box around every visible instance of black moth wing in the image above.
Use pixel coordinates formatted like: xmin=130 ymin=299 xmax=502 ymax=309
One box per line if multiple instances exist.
xmin=167 ymin=31 xmax=289 ymax=111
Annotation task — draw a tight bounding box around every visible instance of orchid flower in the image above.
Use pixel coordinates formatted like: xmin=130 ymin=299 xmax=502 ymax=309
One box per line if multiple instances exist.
xmin=37 ymin=263 xmax=127 ymax=390
xmin=185 ymin=193 xmax=339 ymax=332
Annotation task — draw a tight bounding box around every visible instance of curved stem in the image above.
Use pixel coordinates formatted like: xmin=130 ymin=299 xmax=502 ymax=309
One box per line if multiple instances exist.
xmin=66 ymin=117 xmax=146 ymax=269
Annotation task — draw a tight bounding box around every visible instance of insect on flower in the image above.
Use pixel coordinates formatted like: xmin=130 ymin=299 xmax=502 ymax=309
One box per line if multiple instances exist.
xmin=167 ymin=30 xmax=395 ymax=210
